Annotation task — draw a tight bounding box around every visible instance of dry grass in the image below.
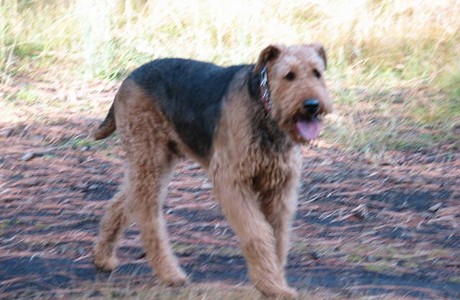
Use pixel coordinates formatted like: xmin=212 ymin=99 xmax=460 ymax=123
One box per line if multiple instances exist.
xmin=1 ymin=3 xmax=458 ymax=298
xmin=28 ymin=283 xmax=388 ymax=300
xmin=1 ymin=0 xmax=459 ymax=153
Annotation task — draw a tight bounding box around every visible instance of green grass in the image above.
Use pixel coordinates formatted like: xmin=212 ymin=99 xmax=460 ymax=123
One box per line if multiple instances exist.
xmin=11 ymin=86 xmax=39 ymax=104
xmin=1 ymin=0 xmax=459 ymax=153
xmin=66 ymin=137 xmax=100 ymax=149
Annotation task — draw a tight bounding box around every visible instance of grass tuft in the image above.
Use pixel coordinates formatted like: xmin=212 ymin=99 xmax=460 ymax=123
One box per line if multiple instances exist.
xmin=1 ymin=0 xmax=458 ymax=153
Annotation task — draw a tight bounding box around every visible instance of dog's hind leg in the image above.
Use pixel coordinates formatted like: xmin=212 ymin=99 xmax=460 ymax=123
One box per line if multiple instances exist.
xmin=94 ymin=188 xmax=128 ymax=271
xmin=125 ymin=157 xmax=188 ymax=287
xmin=114 ymin=82 xmax=187 ymax=286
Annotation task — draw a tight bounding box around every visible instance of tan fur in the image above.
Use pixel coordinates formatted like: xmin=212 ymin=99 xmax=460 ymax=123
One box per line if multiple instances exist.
xmin=209 ymin=71 xmax=302 ymax=297
xmin=93 ymin=44 xmax=332 ymax=299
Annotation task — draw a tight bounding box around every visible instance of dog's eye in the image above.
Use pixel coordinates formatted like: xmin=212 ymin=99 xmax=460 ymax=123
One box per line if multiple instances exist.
xmin=284 ymin=71 xmax=296 ymax=81
xmin=313 ymin=68 xmax=321 ymax=78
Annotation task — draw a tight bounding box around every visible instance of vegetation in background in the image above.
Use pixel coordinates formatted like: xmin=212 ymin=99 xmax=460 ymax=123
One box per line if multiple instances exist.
xmin=0 ymin=0 xmax=459 ymax=154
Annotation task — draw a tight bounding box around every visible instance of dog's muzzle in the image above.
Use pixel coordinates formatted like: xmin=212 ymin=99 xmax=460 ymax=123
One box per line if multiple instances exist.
xmin=296 ymin=98 xmax=322 ymax=142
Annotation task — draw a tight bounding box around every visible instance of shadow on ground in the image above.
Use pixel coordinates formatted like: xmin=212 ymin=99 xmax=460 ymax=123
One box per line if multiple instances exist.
xmin=0 ymin=121 xmax=459 ymax=299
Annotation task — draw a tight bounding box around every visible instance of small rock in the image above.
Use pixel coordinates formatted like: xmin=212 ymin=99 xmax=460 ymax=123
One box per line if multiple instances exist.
xmin=186 ymin=163 xmax=201 ymax=170
xmin=397 ymin=200 xmax=409 ymax=211
xmin=20 ymin=152 xmax=35 ymax=161
xmin=89 ymin=291 xmax=103 ymax=298
xmin=310 ymin=251 xmax=321 ymax=260
xmin=366 ymin=256 xmax=379 ymax=262
xmin=428 ymin=203 xmax=442 ymax=213
xmin=2 ymin=129 xmax=13 ymax=138
xmin=351 ymin=204 xmax=368 ymax=220
xmin=201 ymin=182 xmax=213 ymax=189
xmin=87 ymin=184 xmax=99 ymax=191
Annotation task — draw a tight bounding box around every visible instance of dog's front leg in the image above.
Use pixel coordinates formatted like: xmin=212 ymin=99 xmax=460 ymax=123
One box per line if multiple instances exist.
xmin=260 ymin=163 xmax=301 ymax=275
xmin=260 ymin=187 xmax=298 ymax=275
xmin=212 ymin=178 xmax=298 ymax=299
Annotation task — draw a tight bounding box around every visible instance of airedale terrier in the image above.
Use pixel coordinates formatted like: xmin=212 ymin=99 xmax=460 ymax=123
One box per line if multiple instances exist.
xmin=93 ymin=44 xmax=332 ymax=298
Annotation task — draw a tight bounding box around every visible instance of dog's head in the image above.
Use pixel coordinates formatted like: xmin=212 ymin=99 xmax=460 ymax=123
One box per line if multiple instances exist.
xmin=254 ymin=44 xmax=332 ymax=143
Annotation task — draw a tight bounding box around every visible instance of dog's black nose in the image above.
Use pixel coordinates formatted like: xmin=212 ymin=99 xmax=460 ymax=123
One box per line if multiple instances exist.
xmin=303 ymin=99 xmax=319 ymax=115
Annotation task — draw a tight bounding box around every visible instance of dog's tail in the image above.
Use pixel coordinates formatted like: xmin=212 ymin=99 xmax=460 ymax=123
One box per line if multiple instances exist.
xmin=93 ymin=102 xmax=116 ymax=140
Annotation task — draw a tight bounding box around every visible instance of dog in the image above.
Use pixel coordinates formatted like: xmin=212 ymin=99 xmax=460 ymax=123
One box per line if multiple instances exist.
xmin=93 ymin=43 xmax=332 ymax=298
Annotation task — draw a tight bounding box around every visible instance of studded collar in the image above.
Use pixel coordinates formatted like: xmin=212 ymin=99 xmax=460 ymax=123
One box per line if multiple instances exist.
xmin=260 ymin=66 xmax=272 ymax=113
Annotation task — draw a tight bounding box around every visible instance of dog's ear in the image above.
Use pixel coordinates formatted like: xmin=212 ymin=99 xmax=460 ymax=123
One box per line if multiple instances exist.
xmin=254 ymin=45 xmax=282 ymax=73
xmin=310 ymin=43 xmax=327 ymax=69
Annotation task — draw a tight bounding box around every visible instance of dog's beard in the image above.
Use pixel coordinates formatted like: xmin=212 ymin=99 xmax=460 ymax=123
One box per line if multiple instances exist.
xmin=295 ymin=117 xmax=321 ymax=141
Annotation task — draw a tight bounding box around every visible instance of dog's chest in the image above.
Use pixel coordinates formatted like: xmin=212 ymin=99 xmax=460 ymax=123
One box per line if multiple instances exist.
xmin=246 ymin=147 xmax=300 ymax=194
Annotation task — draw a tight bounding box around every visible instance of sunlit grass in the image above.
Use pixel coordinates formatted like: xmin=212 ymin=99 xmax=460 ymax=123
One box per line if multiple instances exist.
xmin=1 ymin=0 xmax=459 ymax=153
xmin=2 ymin=0 xmax=458 ymax=81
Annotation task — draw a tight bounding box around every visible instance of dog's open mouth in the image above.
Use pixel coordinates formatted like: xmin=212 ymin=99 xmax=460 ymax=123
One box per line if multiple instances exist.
xmin=296 ymin=116 xmax=321 ymax=142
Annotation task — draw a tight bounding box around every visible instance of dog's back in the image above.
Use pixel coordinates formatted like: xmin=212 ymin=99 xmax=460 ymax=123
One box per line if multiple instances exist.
xmin=95 ymin=58 xmax=250 ymax=158
xmin=130 ymin=59 xmax=248 ymax=157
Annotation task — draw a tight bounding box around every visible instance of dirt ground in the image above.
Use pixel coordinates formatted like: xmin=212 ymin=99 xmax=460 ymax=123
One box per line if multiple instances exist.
xmin=0 ymin=82 xmax=459 ymax=299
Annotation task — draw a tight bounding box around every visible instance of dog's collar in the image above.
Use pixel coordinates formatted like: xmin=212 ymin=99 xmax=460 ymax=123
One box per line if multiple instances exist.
xmin=260 ymin=66 xmax=272 ymax=113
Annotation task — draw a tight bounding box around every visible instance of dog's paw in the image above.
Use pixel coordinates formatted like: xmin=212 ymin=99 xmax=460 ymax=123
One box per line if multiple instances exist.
xmin=259 ymin=285 xmax=298 ymax=299
xmin=276 ymin=287 xmax=298 ymax=299
xmin=93 ymin=253 xmax=119 ymax=271
xmin=159 ymin=270 xmax=189 ymax=287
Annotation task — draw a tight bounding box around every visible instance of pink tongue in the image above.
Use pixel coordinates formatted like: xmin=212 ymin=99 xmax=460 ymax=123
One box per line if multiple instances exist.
xmin=296 ymin=119 xmax=321 ymax=141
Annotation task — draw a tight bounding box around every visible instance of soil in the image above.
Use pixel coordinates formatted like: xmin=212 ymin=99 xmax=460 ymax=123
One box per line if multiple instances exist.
xmin=0 ymin=86 xmax=459 ymax=299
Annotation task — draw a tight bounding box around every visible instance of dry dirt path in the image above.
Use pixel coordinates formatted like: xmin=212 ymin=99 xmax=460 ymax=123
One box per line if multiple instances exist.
xmin=0 ymin=116 xmax=459 ymax=299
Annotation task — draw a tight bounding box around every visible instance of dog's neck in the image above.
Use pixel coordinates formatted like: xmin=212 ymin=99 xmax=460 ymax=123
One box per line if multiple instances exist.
xmin=248 ymin=66 xmax=272 ymax=114
xmin=247 ymin=67 xmax=294 ymax=153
